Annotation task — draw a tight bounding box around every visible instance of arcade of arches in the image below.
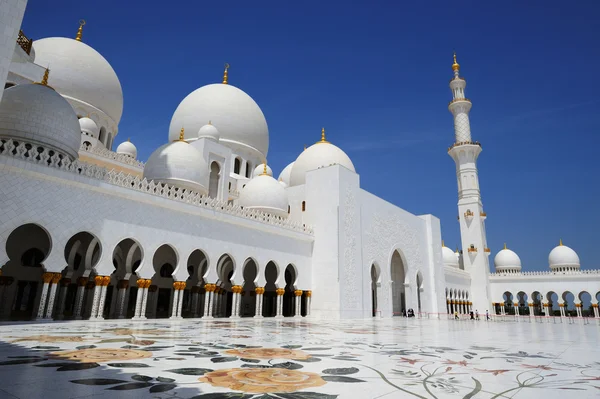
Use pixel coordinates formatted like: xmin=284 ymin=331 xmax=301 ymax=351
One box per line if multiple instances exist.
xmin=0 ymin=223 xmax=312 ymax=321
xmin=492 ymin=290 xmax=600 ymax=318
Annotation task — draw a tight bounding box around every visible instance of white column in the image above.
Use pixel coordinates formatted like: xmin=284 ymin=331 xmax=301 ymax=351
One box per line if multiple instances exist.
xmin=529 ymin=304 xmax=534 ymax=318
xmin=36 ymin=273 xmax=52 ymax=320
xmin=500 ymin=305 xmax=505 ymax=316
xmin=44 ymin=274 xmax=61 ymax=319
xmin=203 ymin=286 xmax=212 ymax=318
xmin=139 ymin=283 xmax=150 ymax=319
xmin=514 ymin=303 xmax=520 ymax=317
xmin=593 ymin=304 xmax=599 ymax=318
xmin=231 ymin=286 xmax=242 ymax=318
xmin=559 ymin=304 xmax=566 ymax=318
xmin=254 ymin=288 xmax=263 ymax=318
xmin=544 ymin=303 xmax=550 ymax=318
xmin=116 ymin=280 xmax=129 ymax=319
xmin=276 ymin=288 xmax=284 ymax=318
xmin=132 ymin=279 xmax=144 ymax=319
xmin=73 ymin=277 xmax=89 ymax=320
xmin=306 ymin=291 xmax=312 ymax=316
xmin=176 ymin=284 xmax=185 ymax=318
xmin=89 ymin=281 xmax=102 ymax=319
xmin=170 ymin=284 xmax=180 ymax=319
xmin=96 ymin=279 xmax=109 ymax=320
xmin=575 ymin=304 xmax=582 ymax=318
xmin=294 ymin=290 xmax=302 ymax=318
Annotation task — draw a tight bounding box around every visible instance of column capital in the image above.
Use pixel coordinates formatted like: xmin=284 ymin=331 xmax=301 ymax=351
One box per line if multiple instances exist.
xmin=173 ymin=281 xmax=186 ymax=290
xmin=51 ymin=273 xmax=62 ymax=284
xmin=232 ymin=285 xmax=243 ymax=294
xmin=255 ymin=287 xmax=265 ymax=295
xmin=136 ymin=278 xmax=145 ymax=288
xmin=42 ymin=272 xmax=54 ymax=283
xmin=276 ymin=288 xmax=285 ymax=296
xmin=294 ymin=289 xmax=303 ymax=296
xmin=304 ymin=290 xmax=312 ymax=297
xmin=102 ymin=276 xmax=111 ymax=286
xmin=144 ymin=279 xmax=152 ymax=288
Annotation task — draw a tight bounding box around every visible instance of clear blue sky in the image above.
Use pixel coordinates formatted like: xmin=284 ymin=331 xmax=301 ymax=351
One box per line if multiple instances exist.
xmin=22 ymin=0 xmax=599 ymax=271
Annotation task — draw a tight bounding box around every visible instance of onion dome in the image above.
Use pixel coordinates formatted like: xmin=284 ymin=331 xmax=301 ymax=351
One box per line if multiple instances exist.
xmin=143 ymin=128 xmax=208 ymax=193
xmin=0 ymin=72 xmax=80 ymax=159
xmin=548 ymin=239 xmax=580 ymax=271
xmin=289 ymin=128 xmax=355 ymax=186
xmin=252 ymin=163 xmax=272 ymax=178
xmin=168 ymin=65 xmax=268 ymax=157
xmin=239 ymin=163 xmax=289 ymax=217
xmin=32 ymin=21 xmax=123 ymax=126
xmin=116 ymin=139 xmax=137 ymax=158
xmin=278 ymin=161 xmax=294 ymax=187
xmin=197 ymin=121 xmax=220 ymax=141
xmin=494 ymin=244 xmax=522 ymax=273
xmin=79 ymin=116 xmax=99 ymax=138
xmin=442 ymin=241 xmax=459 ymax=268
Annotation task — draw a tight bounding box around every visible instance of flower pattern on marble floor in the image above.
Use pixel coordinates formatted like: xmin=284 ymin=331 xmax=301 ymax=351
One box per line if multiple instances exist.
xmin=0 ymin=318 xmax=598 ymax=398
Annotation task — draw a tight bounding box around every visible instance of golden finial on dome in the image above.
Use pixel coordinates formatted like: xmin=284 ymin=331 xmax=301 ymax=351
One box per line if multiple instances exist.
xmin=304 ymin=144 xmax=307 ymax=151
xmin=455 ymin=246 xmax=459 ymax=253
xmin=452 ymin=51 xmax=460 ymax=72
xmin=504 ymin=243 xmax=507 ymax=250
xmin=127 ymin=137 xmax=130 ymax=142
xmin=260 ymin=161 xmax=268 ymax=176
xmin=317 ymin=127 xmax=329 ymax=144
xmin=222 ymin=63 xmax=230 ymax=84
xmin=442 ymin=240 xmax=445 ymax=247
xmin=559 ymin=238 xmax=563 ymax=246
xmin=75 ymin=19 xmax=86 ymax=42
xmin=179 ymin=127 xmax=185 ymax=142
xmin=40 ymin=67 xmax=50 ymax=86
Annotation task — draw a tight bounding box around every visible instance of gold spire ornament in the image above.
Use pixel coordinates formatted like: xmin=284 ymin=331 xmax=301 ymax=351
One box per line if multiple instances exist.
xmin=260 ymin=161 xmax=268 ymax=176
xmin=35 ymin=67 xmax=53 ymax=89
xmin=222 ymin=63 xmax=230 ymax=84
xmin=559 ymin=238 xmax=563 ymax=246
xmin=127 ymin=137 xmax=130 ymax=142
xmin=442 ymin=240 xmax=445 ymax=247
xmin=75 ymin=19 xmax=86 ymax=42
xmin=178 ymin=127 xmax=185 ymax=142
xmin=452 ymin=51 xmax=460 ymax=72
xmin=317 ymin=127 xmax=329 ymax=144
xmin=504 ymin=243 xmax=507 ymax=250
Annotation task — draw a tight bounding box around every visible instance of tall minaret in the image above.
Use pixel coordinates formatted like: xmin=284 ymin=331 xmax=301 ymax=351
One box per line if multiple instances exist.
xmin=0 ymin=0 xmax=28 ymax=103
xmin=447 ymin=53 xmax=491 ymax=312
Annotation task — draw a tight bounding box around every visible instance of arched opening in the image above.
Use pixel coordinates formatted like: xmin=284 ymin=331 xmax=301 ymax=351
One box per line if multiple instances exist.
xmin=283 ymin=264 xmax=297 ymax=317
xmin=240 ymin=258 xmax=258 ymax=317
xmin=502 ymin=291 xmax=514 ymax=315
xmin=517 ymin=291 xmax=529 ymax=315
xmin=371 ymin=264 xmax=380 ymax=317
xmin=184 ymin=249 xmax=208 ymax=318
xmin=209 ymin=162 xmax=220 ymax=198
xmin=111 ymin=238 xmax=143 ymax=319
xmin=245 ymin=161 xmax=252 ymax=178
xmin=98 ymin=127 xmax=106 ymax=146
xmin=216 ymin=254 xmax=235 ymax=317
xmin=390 ymin=250 xmax=406 ymax=316
xmin=531 ymin=291 xmax=543 ymax=316
xmin=107 ymin=132 xmax=113 ymax=150
xmin=416 ymin=271 xmax=424 ymax=314
xmin=151 ymin=244 xmax=178 ymax=318
xmin=562 ymin=291 xmax=575 ymax=316
xmin=63 ymin=231 xmax=102 ymax=319
xmin=234 ymin=157 xmax=241 ymax=174
xmin=263 ymin=261 xmax=278 ymax=317
xmin=3 ymin=224 xmax=51 ymax=320
xmin=578 ymin=291 xmax=592 ymax=317
xmin=547 ymin=291 xmax=560 ymax=316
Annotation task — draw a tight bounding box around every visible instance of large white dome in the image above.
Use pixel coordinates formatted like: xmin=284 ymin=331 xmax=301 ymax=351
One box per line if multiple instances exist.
xmin=549 ymin=240 xmax=580 ymax=270
xmin=32 ymin=37 xmax=123 ymax=125
xmin=169 ymin=83 xmax=269 ymax=156
xmin=0 ymin=83 xmax=80 ymax=159
xmin=442 ymin=244 xmax=459 ymax=268
xmin=289 ymin=131 xmax=355 ymax=186
xmin=143 ymin=138 xmax=208 ymax=194
xmin=278 ymin=161 xmax=295 ymax=186
xmin=494 ymin=245 xmax=522 ymax=272
xmin=238 ymin=172 xmax=289 ymax=218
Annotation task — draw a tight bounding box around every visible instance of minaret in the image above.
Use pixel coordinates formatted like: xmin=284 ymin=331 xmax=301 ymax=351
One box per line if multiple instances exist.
xmin=447 ymin=53 xmax=491 ymax=312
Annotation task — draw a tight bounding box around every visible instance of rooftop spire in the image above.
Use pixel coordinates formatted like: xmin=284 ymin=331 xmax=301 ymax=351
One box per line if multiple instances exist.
xmin=75 ymin=19 xmax=86 ymax=42
xmin=442 ymin=240 xmax=445 ymax=247
xmin=317 ymin=127 xmax=329 ymax=144
xmin=452 ymin=51 xmax=460 ymax=72
xmin=179 ymin=127 xmax=185 ymax=142
xmin=504 ymin=243 xmax=507 ymax=250
xmin=222 ymin=63 xmax=230 ymax=84
xmin=559 ymin=238 xmax=563 ymax=246
xmin=260 ymin=161 xmax=268 ymax=176
xmin=40 ymin=67 xmax=50 ymax=85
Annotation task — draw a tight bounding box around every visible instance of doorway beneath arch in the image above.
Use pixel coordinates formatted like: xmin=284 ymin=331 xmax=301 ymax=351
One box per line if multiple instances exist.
xmin=390 ymin=250 xmax=406 ymax=316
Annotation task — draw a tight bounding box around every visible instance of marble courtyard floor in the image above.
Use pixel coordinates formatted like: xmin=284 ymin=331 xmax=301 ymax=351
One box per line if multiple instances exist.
xmin=0 ymin=317 xmax=598 ymax=399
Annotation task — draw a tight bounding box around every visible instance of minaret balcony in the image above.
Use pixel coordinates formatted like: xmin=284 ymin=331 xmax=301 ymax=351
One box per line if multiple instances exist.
xmin=484 ymin=248 xmax=491 ymax=255
xmin=447 ymin=141 xmax=481 ymax=152
xmin=448 ymin=98 xmax=472 ymax=106
xmin=480 ymin=211 xmax=487 ymax=220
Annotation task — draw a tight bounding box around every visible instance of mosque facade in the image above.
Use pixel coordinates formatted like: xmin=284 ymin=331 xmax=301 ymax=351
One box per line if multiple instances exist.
xmin=0 ymin=3 xmax=598 ymax=322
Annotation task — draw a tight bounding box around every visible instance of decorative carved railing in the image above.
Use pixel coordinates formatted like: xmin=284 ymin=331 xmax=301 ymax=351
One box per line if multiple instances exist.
xmin=16 ymin=30 xmax=32 ymax=55
xmin=447 ymin=141 xmax=481 ymax=151
xmin=1 ymin=139 xmax=313 ymax=235
xmin=448 ymin=98 xmax=471 ymax=106
xmin=79 ymin=143 xmax=145 ymax=169
xmin=490 ymin=269 xmax=600 ymax=277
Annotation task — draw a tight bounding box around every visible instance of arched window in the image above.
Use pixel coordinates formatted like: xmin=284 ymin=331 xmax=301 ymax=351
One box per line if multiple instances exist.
xmin=20 ymin=248 xmax=44 ymax=267
xmin=301 ymin=201 xmax=306 ymax=212
xmin=209 ymin=162 xmax=220 ymax=198
xmin=160 ymin=263 xmax=174 ymax=278
xmin=245 ymin=162 xmax=252 ymax=178
xmin=288 ymin=205 xmax=290 ymax=214
xmin=234 ymin=158 xmax=241 ymax=174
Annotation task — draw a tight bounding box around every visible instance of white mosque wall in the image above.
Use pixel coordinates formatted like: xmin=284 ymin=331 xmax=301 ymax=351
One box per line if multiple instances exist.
xmin=0 ymin=0 xmax=28 ymax=101
xmin=0 ymin=154 xmax=314 ymax=292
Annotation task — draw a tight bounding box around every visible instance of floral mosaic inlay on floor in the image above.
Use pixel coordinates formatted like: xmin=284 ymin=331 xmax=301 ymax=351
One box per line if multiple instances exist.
xmin=0 ymin=317 xmax=598 ymax=398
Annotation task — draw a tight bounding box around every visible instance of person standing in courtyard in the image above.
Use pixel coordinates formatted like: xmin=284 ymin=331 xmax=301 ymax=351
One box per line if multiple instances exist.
xmin=475 ymin=310 xmax=479 ymax=320
xmin=454 ymin=311 xmax=459 ymax=320
xmin=486 ymin=310 xmax=490 ymax=320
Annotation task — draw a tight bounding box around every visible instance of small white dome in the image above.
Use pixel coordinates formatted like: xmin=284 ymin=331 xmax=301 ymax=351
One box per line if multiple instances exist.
xmin=0 ymin=83 xmax=80 ymax=159
xmin=278 ymin=161 xmax=294 ymax=186
xmin=494 ymin=245 xmax=522 ymax=272
xmin=169 ymin=83 xmax=269 ymax=157
xmin=253 ymin=163 xmax=272 ymax=178
xmin=143 ymin=139 xmax=208 ymax=194
xmin=198 ymin=122 xmax=220 ymax=141
xmin=116 ymin=140 xmax=137 ymax=158
xmin=290 ymin=131 xmax=355 ymax=186
xmin=442 ymin=245 xmax=459 ymax=268
xmin=549 ymin=241 xmax=580 ymax=270
xmin=33 ymin=37 xmax=123 ymax=125
xmin=79 ymin=117 xmax=99 ymax=138
xmin=238 ymin=173 xmax=289 ymax=217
